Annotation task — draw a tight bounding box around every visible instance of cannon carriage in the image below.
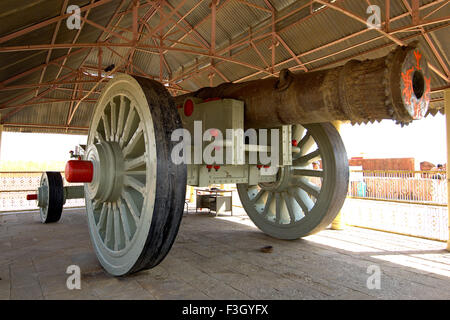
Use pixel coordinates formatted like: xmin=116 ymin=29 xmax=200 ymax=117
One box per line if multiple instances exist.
xmin=28 ymin=45 xmax=431 ymax=276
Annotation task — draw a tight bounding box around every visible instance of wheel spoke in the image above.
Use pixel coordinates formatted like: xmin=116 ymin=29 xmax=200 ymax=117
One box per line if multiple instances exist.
xmin=122 ymin=124 xmax=143 ymax=157
xmin=110 ymin=101 xmax=117 ymax=140
xmin=105 ymin=204 xmax=113 ymax=248
xmin=97 ymin=202 xmax=108 ymax=229
xmin=114 ymin=203 xmax=127 ymax=251
xmin=250 ymin=188 xmax=264 ymax=204
xmin=124 ymin=153 xmax=147 ymax=175
xmin=292 ymin=189 xmax=314 ymax=215
xmin=118 ymin=200 xmax=132 ymax=245
xmin=122 ymin=191 xmax=141 ymax=221
xmin=92 ymin=199 xmax=101 ymax=210
xmin=295 ymin=177 xmax=320 ymax=198
xmin=298 ymin=133 xmax=315 ymax=156
xmin=262 ymin=192 xmax=273 ymax=217
xmin=124 ymin=155 xmax=146 ymax=171
xmin=102 ymin=112 xmax=111 ymax=141
xmin=125 ymin=171 xmax=146 ymax=176
xmin=282 ymin=192 xmax=296 ymax=224
xmin=275 ymin=193 xmax=281 ymax=224
xmin=292 ymin=125 xmax=305 ymax=142
xmin=123 ymin=175 xmax=146 ymax=194
xmin=293 ymin=149 xmax=321 ymax=167
xmin=116 ymin=96 xmax=126 ymax=141
xmin=95 ymin=131 xmax=106 ymax=144
xmin=120 ymin=106 xmax=136 ymax=148
xmin=293 ymin=169 xmax=323 ymax=177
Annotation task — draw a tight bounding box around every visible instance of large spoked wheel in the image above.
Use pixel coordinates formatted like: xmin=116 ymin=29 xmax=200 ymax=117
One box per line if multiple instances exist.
xmin=85 ymin=74 xmax=186 ymax=276
xmin=237 ymin=123 xmax=349 ymax=240
xmin=39 ymin=172 xmax=64 ymax=223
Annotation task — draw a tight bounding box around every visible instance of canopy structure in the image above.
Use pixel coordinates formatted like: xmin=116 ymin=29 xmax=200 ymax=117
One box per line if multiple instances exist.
xmin=0 ymin=0 xmax=448 ymax=134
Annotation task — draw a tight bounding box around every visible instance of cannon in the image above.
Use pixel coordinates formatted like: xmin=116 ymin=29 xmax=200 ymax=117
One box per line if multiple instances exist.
xmin=27 ymin=46 xmax=430 ymax=276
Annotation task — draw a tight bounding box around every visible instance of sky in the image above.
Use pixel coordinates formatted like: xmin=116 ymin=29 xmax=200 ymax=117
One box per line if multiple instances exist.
xmin=339 ymin=113 xmax=447 ymax=166
xmin=0 ymin=132 xmax=87 ymax=162
xmin=0 ymin=113 xmax=446 ymax=166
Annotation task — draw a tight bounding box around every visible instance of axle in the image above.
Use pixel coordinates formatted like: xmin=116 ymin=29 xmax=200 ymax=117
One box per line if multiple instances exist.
xmin=174 ymin=46 xmax=430 ymax=127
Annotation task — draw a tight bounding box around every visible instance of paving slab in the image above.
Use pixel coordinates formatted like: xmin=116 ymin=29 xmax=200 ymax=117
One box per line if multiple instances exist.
xmin=1 ymin=209 xmax=449 ymax=300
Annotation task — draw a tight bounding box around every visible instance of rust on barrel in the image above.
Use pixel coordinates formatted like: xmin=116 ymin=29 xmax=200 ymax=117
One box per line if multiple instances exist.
xmin=174 ymin=46 xmax=430 ymax=128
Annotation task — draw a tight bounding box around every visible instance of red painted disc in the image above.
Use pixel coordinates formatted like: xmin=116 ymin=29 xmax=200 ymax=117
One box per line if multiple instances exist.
xmin=184 ymin=99 xmax=194 ymax=117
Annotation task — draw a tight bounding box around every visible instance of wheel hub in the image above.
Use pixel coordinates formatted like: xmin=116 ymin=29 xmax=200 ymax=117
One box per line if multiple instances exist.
xmin=85 ymin=142 xmax=124 ymax=202
xmin=37 ymin=185 xmax=48 ymax=208
xmin=259 ymin=167 xmax=293 ymax=192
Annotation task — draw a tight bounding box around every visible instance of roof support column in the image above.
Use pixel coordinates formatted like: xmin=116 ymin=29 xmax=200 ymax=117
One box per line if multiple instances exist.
xmin=0 ymin=115 xmax=3 ymax=159
xmin=331 ymin=120 xmax=346 ymax=230
xmin=445 ymin=88 xmax=450 ymax=251
xmin=0 ymin=125 xmax=2 ymax=160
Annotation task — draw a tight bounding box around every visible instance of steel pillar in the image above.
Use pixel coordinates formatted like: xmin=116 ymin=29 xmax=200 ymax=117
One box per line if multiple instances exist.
xmin=331 ymin=120 xmax=346 ymax=230
xmin=0 ymin=122 xmax=3 ymax=159
xmin=445 ymin=88 xmax=450 ymax=251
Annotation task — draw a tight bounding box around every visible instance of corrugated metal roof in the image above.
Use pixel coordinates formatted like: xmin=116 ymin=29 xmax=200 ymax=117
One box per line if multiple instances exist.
xmin=0 ymin=0 xmax=448 ymax=134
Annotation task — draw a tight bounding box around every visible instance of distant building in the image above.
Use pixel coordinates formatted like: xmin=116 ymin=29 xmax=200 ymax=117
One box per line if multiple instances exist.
xmin=348 ymin=157 xmax=415 ymax=171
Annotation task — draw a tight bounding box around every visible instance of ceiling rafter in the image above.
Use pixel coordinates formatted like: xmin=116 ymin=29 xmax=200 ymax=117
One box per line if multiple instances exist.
xmin=64 ymin=0 xmax=130 ymax=128
xmin=171 ymin=0 xmax=449 ymax=85
xmin=314 ymin=0 xmax=406 ymax=46
xmin=0 ymin=48 xmax=88 ymax=87
xmin=401 ymin=0 xmax=449 ymax=82
xmin=35 ymin=0 xmax=70 ymax=98
xmin=0 ymin=0 xmax=448 ymax=131
xmin=0 ymin=0 xmax=114 ymax=44
xmin=1 ymin=71 xmax=78 ymax=121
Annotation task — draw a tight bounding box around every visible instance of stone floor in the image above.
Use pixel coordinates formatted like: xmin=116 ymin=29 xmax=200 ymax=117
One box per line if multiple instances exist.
xmin=0 ymin=207 xmax=449 ymax=300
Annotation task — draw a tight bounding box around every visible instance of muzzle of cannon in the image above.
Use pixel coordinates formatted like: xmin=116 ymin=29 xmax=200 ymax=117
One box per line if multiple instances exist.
xmin=174 ymin=45 xmax=430 ymax=127
xmin=28 ymin=46 xmax=431 ymax=277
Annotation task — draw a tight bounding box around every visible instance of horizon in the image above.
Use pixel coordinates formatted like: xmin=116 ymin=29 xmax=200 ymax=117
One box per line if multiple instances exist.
xmin=0 ymin=113 xmax=446 ymax=167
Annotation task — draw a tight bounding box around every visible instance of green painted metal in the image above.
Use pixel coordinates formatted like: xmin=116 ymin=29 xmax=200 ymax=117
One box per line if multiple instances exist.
xmin=84 ymin=74 xmax=186 ymax=276
xmin=85 ymin=74 xmax=158 ymax=275
xmin=63 ymin=185 xmax=85 ymax=200
xmin=237 ymin=123 xmax=349 ymax=239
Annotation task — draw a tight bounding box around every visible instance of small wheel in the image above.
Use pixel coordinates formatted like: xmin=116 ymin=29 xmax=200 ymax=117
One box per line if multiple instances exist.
xmin=85 ymin=74 xmax=186 ymax=276
xmin=237 ymin=123 xmax=349 ymax=239
xmin=39 ymin=172 xmax=64 ymax=223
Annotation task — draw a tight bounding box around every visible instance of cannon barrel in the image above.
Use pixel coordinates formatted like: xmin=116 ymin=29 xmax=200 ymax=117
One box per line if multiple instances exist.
xmin=174 ymin=46 xmax=431 ymax=128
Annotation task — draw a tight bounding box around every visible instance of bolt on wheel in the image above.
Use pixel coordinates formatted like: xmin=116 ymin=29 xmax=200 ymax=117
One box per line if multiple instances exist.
xmin=85 ymin=74 xmax=186 ymax=276
xmin=237 ymin=123 xmax=349 ymax=239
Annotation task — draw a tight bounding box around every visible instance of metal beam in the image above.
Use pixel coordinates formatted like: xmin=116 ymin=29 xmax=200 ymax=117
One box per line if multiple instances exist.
xmin=1 ymin=72 xmax=78 ymax=122
xmin=67 ymin=63 xmax=123 ymax=126
xmin=0 ymin=79 xmax=106 ymax=92
xmin=0 ymin=48 xmax=88 ymax=87
xmin=0 ymin=99 xmax=96 ymax=110
xmin=1 ymin=122 xmax=89 ymax=132
xmin=275 ymin=33 xmax=307 ymax=71
xmin=314 ymin=0 xmax=406 ymax=46
xmin=0 ymin=0 xmax=114 ymax=44
xmin=35 ymin=0 xmax=69 ymax=97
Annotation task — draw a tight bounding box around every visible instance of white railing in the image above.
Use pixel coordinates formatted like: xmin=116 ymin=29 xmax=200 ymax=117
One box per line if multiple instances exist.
xmin=0 ymin=171 xmax=84 ymax=212
xmin=345 ymin=170 xmax=448 ymax=241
